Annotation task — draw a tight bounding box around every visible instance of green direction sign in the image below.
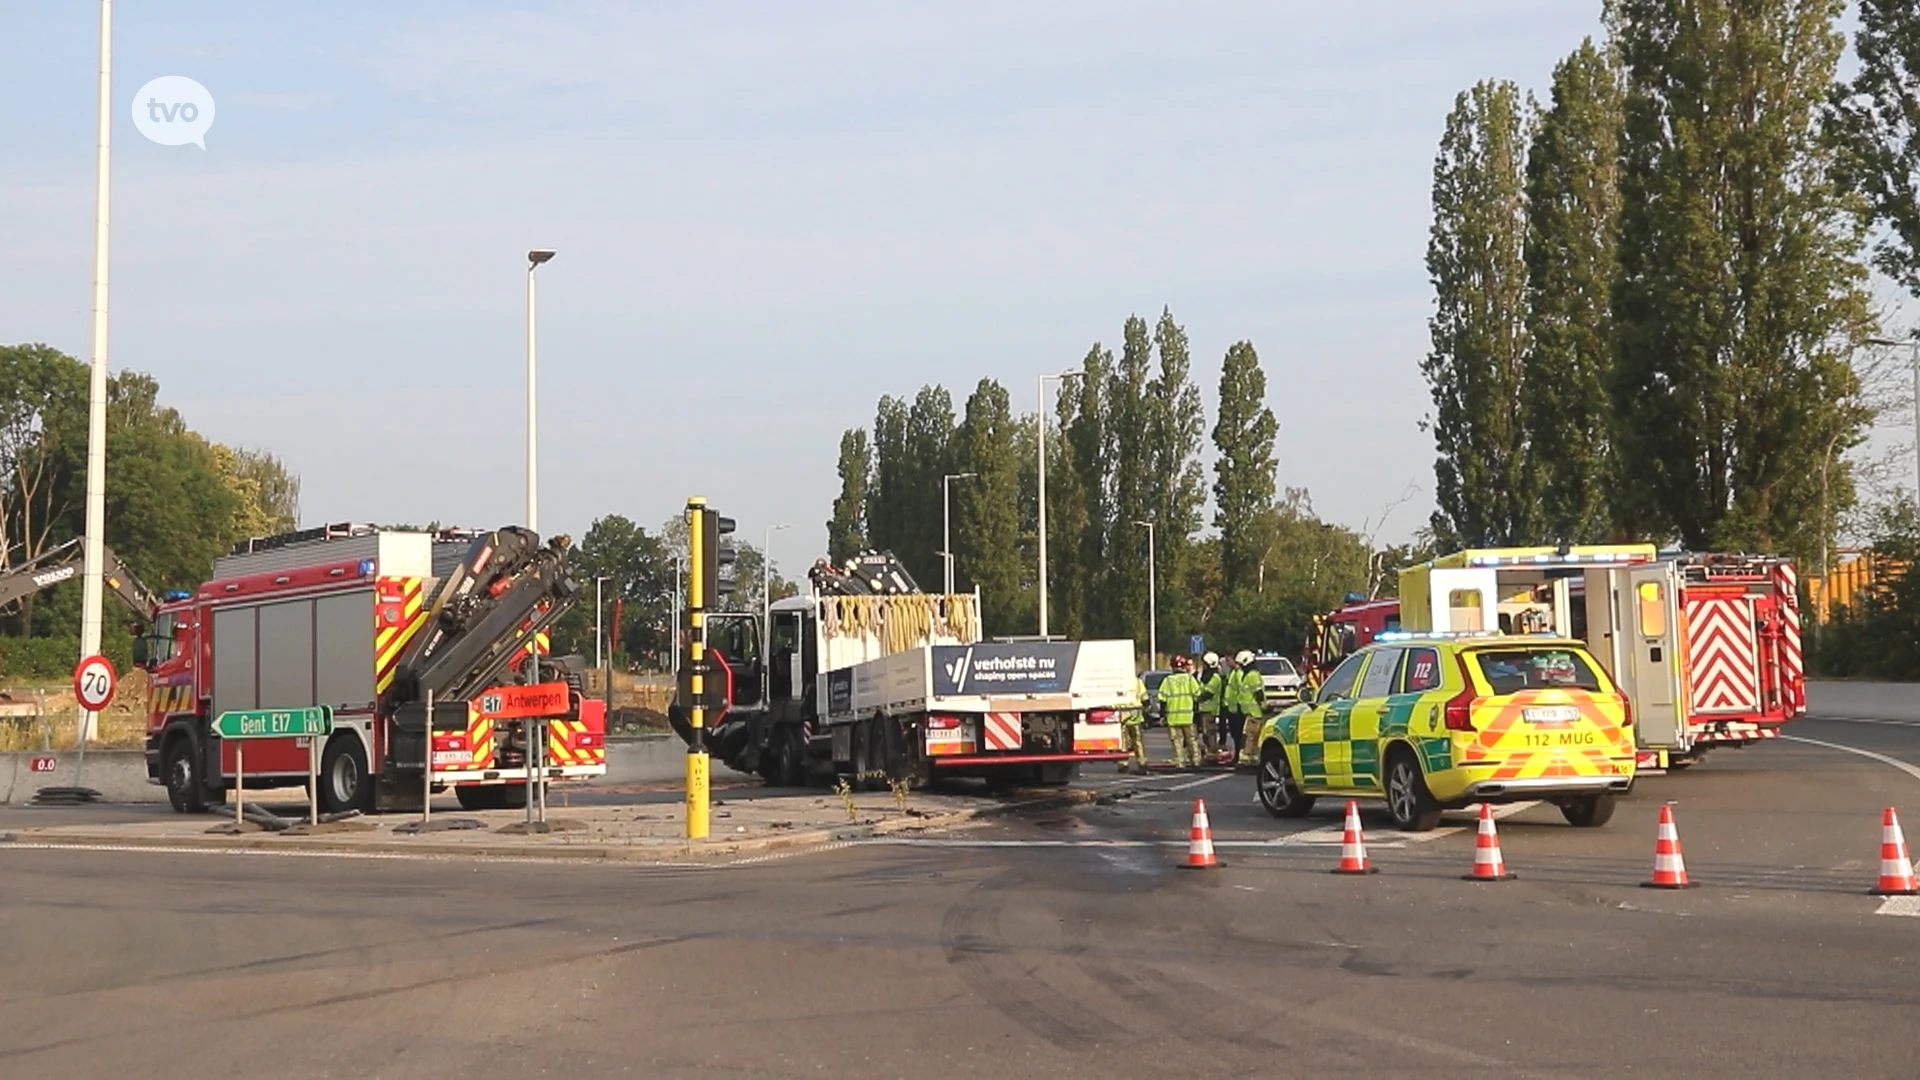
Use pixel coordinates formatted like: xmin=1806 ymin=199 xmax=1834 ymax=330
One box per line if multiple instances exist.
xmin=214 ymin=707 xmax=333 ymax=739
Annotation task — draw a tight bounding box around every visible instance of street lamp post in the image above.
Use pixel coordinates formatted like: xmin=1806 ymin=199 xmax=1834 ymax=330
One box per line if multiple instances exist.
xmin=1135 ymin=520 xmax=1157 ymax=669
xmin=1036 ymin=370 xmax=1082 ymax=638
xmin=77 ymin=0 xmax=113 ymax=743
xmin=594 ymin=575 xmax=611 ymax=669
xmin=525 ymin=249 xmax=555 ymax=532
xmin=941 ymin=472 xmax=977 ymax=595
xmin=1868 ymin=333 xmax=1920 ymax=508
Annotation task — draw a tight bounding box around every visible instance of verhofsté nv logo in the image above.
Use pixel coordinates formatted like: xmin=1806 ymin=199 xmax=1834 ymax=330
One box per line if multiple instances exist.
xmin=132 ymin=75 xmax=215 ymax=148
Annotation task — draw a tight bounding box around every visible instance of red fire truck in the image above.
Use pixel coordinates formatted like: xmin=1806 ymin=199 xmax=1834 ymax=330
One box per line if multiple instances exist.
xmin=1301 ymin=596 xmax=1401 ymax=690
xmin=1397 ymin=546 xmax=1805 ymax=770
xmin=139 ymin=524 xmax=606 ymax=814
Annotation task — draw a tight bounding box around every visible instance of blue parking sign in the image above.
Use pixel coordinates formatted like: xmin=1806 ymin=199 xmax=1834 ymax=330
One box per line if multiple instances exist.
xmin=1189 ymin=635 xmax=1205 ymax=655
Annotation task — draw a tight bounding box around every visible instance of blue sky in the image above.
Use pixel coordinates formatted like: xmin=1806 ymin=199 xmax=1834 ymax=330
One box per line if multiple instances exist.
xmin=5 ymin=1 xmax=1641 ymax=577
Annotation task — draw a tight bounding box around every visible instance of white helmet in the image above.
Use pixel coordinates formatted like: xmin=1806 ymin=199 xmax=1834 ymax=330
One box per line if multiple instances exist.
xmin=1203 ymin=651 xmax=1219 ymax=666
xmin=1236 ymin=650 xmax=1254 ymax=665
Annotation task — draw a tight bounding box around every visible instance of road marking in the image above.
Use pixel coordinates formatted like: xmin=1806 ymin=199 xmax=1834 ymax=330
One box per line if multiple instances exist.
xmin=1166 ymin=773 xmax=1234 ymax=792
xmin=1876 ymin=896 xmax=1920 ymax=917
xmin=1812 ymin=715 xmax=1920 ymax=729
xmin=1782 ymin=734 xmax=1920 ymax=785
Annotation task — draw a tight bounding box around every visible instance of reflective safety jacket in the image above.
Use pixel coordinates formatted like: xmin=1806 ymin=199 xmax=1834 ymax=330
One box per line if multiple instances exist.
xmin=1197 ymin=670 xmax=1224 ymax=716
xmin=1226 ymin=667 xmax=1264 ymax=716
xmin=1124 ymin=677 xmax=1147 ymax=726
xmin=1158 ymin=671 xmax=1201 ymax=727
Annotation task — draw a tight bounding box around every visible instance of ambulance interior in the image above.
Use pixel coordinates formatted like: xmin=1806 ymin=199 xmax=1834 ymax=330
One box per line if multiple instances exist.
xmin=1412 ymin=565 xmax=1625 ymax=677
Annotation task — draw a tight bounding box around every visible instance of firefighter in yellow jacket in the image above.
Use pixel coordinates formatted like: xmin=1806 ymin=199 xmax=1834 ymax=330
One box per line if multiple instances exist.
xmin=1230 ymin=650 xmax=1266 ymax=766
xmin=1158 ymin=655 xmax=1203 ymax=767
xmin=1120 ymin=672 xmax=1149 ymax=774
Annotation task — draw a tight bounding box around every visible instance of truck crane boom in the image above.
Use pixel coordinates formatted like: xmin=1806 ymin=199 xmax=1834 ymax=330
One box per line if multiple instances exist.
xmin=385 ymin=526 xmax=580 ymax=709
xmin=0 ymin=537 xmax=163 ymax=622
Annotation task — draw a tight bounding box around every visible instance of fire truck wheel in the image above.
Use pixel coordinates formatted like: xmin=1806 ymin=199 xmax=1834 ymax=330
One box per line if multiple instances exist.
xmin=163 ymin=734 xmax=206 ymax=814
xmin=455 ymin=784 xmax=527 ymax=811
xmin=319 ymin=735 xmax=372 ymax=814
xmin=1558 ymin=793 xmax=1616 ymax=828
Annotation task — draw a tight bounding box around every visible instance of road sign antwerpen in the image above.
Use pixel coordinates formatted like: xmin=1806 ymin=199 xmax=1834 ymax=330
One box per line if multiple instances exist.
xmin=686 ymin=497 xmax=709 ymax=840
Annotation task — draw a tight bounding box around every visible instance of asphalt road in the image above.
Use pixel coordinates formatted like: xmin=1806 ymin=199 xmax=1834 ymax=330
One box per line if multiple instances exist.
xmin=3 ymin=716 xmax=1918 ymax=1079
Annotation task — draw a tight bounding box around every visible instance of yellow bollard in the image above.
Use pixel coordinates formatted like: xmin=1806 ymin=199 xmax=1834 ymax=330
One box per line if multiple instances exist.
xmin=686 ymin=748 xmax=709 ymax=839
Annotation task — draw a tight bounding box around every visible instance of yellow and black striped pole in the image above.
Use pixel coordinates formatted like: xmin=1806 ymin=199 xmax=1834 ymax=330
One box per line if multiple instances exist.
xmin=685 ymin=496 xmax=710 ymax=839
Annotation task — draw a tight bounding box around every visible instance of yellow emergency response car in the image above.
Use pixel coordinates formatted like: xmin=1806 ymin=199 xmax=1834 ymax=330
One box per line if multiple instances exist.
xmin=1254 ymin=633 xmax=1636 ymax=830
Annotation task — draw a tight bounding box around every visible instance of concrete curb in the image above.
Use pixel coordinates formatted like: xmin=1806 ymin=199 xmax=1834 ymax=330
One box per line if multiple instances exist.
xmin=0 ymin=788 xmax=1099 ymax=864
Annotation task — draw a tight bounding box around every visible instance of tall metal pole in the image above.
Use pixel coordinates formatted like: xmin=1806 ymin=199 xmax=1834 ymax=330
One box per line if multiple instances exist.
xmin=525 ymin=249 xmax=554 ymax=532
xmin=942 ymin=472 xmax=975 ymax=596
xmin=78 ymin=0 xmax=113 ymax=742
xmin=594 ymin=575 xmax=609 ymax=669
xmin=1137 ymin=520 xmax=1157 ymax=668
xmin=1036 ymin=371 xmax=1079 ymax=638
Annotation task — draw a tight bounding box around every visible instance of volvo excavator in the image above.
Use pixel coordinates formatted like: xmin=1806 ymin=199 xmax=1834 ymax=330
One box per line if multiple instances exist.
xmin=0 ymin=536 xmax=165 ymax=622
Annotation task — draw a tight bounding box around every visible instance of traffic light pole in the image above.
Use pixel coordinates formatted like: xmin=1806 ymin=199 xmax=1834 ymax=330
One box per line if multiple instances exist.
xmin=685 ymin=497 xmax=710 ymax=840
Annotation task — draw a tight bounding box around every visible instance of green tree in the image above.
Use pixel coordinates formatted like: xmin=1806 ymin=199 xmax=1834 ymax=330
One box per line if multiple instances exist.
xmin=1145 ymin=308 xmax=1207 ymax=639
xmin=212 ymin=445 xmax=300 ymax=541
xmin=826 ymin=428 xmax=870 ymax=563
xmin=1105 ymin=316 xmax=1156 ymax=645
xmin=1524 ymin=40 xmax=1624 ymax=544
xmin=1424 ymin=79 xmax=1537 ymax=548
xmin=951 ymin=380 xmax=1024 ymax=629
xmin=1830 ymin=0 xmax=1920 ymax=297
xmin=547 ymin=514 xmax=675 ymax=663
xmin=1063 ymin=343 xmax=1113 ymax=636
xmin=866 ymin=396 xmax=909 ymax=561
xmin=1211 ymin=340 xmax=1278 ymax=585
xmin=899 ymin=386 xmax=955 ymax=588
xmin=1612 ymin=0 xmax=1873 ymax=555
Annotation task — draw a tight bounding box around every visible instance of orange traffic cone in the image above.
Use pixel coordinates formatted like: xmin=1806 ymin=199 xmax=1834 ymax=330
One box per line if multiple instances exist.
xmin=1331 ymin=799 xmax=1376 ymax=875
xmin=1181 ymin=798 xmax=1219 ymax=869
xmin=1643 ymin=804 xmax=1694 ymax=889
xmin=1463 ymin=803 xmax=1514 ymax=881
xmin=1872 ymin=808 xmax=1918 ymax=896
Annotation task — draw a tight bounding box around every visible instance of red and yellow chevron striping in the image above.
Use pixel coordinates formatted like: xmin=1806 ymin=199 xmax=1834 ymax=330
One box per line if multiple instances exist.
xmin=374 ymin=577 xmax=427 ymax=694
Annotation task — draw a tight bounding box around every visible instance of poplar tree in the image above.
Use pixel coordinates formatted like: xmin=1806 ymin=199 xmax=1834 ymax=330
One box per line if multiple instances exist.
xmin=866 ymin=396 xmax=909 ymax=561
xmin=1105 ymin=316 xmax=1155 ymax=645
xmin=1524 ymin=40 xmax=1623 ymax=544
xmin=1424 ymin=79 xmax=1537 ymax=548
xmin=1211 ymin=340 xmax=1278 ymax=585
xmin=1612 ymin=0 xmax=1872 ymax=554
xmin=951 ymin=380 xmax=1024 ymax=629
xmin=1063 ymin=343 xmax=1113 ymax=636
xmin=1831 ymin=0 xmax=1920 ymax=297
xmin=1146 ymin=309 xmax=1207 ymax=637
xmin=900 ymin=386 xmax=955 ymax=587
xmin=826 ymin=428 xmax=870 ymax=563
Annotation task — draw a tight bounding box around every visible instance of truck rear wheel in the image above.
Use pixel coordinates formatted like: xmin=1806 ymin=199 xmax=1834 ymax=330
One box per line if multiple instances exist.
xmin=319 ymin=734 xmax=372 ymax=814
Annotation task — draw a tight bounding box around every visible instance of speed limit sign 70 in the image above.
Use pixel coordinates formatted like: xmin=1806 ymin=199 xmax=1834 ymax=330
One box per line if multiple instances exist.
xmin=74 ymin=654 xmax=117 ymax=712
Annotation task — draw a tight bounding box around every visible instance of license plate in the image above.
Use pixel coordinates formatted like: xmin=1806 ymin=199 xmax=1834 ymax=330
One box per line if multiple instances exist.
xmin=1522 ymin=706 xmax=1580 ymax=725
xmin=432 ymin=750 xmax=474 ymax=765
